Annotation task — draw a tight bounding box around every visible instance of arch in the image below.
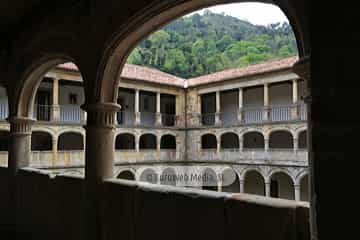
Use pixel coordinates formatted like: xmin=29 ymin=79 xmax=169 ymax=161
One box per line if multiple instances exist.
xmin=221 ymin=168 xmax=240 ymax=193
xmin=115 ymin=133 xmax=136 ymax=150
xmin=117 ymin=170 xmax=136 ymax=181
xmin=270 ymin=172 xmax=295 ymax=200
xmin=160 ymin=134 xmax=176 ymax=149
xmin=0 ymin=130 xmax=9 ymax=151
xmin=58 ymin=132 xmax=84 ymax=150
xmin=300 ymin=174 xmax=309 ymax=201
xmin=139 ymin=168 xmax=158 ymax=184
xmin=298 ymin=130 xmax=307 ymax=149
xmin=244 ymin=170 xmax=265 ymax=196
xmin=160 ymin=167 xmax=177 ymax=186
xmin=201 ymin=168 xmax=218 ymax=191
xmin=99 ymin=0 xmax=306 ymax=103
xmin=269 ymin=130 xmax=293 ymax=149
xmin=201 ymin=134 xmax=217 ymax=149
xmin=139 ymin=133 xmax=157 ymax=150
xmin=243 ymin=131 xmax=264 ymax=149
xmin=220 ymin=132 xmax=239 ymax=149
xmin=31 ymin=131 xmax=53 ymax=151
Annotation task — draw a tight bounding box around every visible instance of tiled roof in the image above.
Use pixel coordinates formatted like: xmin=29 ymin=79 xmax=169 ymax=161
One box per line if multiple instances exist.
xmin=57 ymin=56 xmax=298 ymax=88
xmin=187 ymin=56 xmax=299 ymax=87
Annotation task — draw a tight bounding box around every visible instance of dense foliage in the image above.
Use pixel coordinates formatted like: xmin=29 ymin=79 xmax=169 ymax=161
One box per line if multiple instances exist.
xmin=127 ymin=10 xmax=298 ymax=78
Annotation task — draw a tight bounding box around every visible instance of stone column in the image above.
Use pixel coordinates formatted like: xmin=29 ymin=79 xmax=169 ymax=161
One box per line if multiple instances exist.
xmin=215 ymin=91 xmax=221 ymax=125
xmin=295 ymin=184 xmax=301 ymax=201
xmin=135 ymin=135 xmax=140 ymax=152
xmin=239 ymin=136 xmax=243 ymax=152
xmin=265 ymin=181 xmax=271 ymax=197
xmin=197 ymin=95 xmax=202 ymax=126
xmin=135 ymin=89 xmax=140 ymax=125
xmin=239 ymin=179 xmax=244 ymax=193
xmin=82 ymin=102 xmax=120 ymax=240
xmin=216 ymin=135 xmax=221 ymax=160
xmin=7 ymin=117 xmax=34 ymax=175
xmin=291 ymin=79 xmax=299 ymax=120
xmin=238 ymin=88 xmax=243 ymax=123
xmin=294 ymin=138 xmax=299 ymax=152
xmin=157 ymin=135 xmax=161 ymax=160
xmin=264 ymin=138 xmax=269 ymax=152
xmin=263 ymin=83 xmax=270 ymax=121
xmin=155 ymin=92 xmax=162 ymax=126
xmin=51 ymin=78 xmax=60 ymax=121
xmin=52 ymin=138 xmax=58 ymax=166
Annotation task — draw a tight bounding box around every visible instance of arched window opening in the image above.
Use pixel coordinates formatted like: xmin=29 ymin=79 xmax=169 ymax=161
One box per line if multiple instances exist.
xmin=115 ymin=133 xmax=135 ymax=150
xmin=201 ymin=168 xmax=218 ymax=191
xmin=298 ymin=131 xmax=307 ymax=149
xmin=32 ymin=62 xmax=85 ymax=124
xmin=31 ymin=131 xmax=52 ymax=151
xmin=0 ymin=131 xmax=9 ymax=151
xmin=300 ymin=174 xmax=309 ymax=201
xmin=201 ymin=134 xmax=217 ymax=149
xmin=270 ymin=172 xmax=294 ymax=200
xmin=160 ymin=168 xmax=177 ymax=186
xmin=244 ymin=170 xmax=265 ymax=196
xmin=139 ymin=134 xmax=157 ymax=150
xmin=58 ymin=132 xmax=84 ymax=150
xmin=117 ymin=170 xmax=135 ymax=180
xmin=269 ymin=131 xmax=293 ymax=149
xmin=160 ymin=135 xmax=176 ymax=149
xmin=221 ymin=168 xmax=239 ymax=193
xmin=243 ymin=132 xmax=264 ymax=149
xmin=220 ymin=132 xmax=239 ymax=149
xmin=139 ymin=168 xmax=158 ymax=184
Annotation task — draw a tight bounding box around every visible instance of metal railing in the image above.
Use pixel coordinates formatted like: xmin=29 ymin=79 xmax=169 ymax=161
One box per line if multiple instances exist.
xmin=161 ymin=113 xmax=176 ymax=127
xmin=300 ymin=103 xmax=307 ymax=120
xmin=33 ymin=104 xmax=52 ymax=121
xmin=220 ymin=111 xmax=238 ymax=126
xmin=0 ymin=101 xmax=8 ymax=120
xmin=60 ymin=105 xmax=84 ymax=123
xmin=117 ymin=110 xmax=135 ymax=126
xmin=270 ymin=105 xmax=292 ymax=122
xmin=140 ymin=111 xmax=156 ymax=126
xmin=201 ymin=113 xmax=216 ymax=126
xmin=243 ymin=106 xmax=264 ymax=124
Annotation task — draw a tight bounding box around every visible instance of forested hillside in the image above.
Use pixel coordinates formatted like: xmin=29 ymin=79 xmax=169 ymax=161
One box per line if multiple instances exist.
xmin=127 ymin=10 xmax=297 ymax=78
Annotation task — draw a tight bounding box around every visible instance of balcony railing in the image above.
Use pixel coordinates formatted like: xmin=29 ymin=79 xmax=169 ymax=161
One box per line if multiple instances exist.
xmin=300 ymin=103 xmax=307 ymax=120
xmin=243 ymin=107 xmax=264 ymax=124
xmin=0 ymin=101 xmax=8 ymax=120
xmin=201 ymin=113 xmax=216 ymax=126
xmin=220 ymin=111 xmax=238 ymax=126
xmin=270 ymin=105 xmax=292 ymax=122
xmin=117 ymin=110 xmax=135 ymax=126
xmin=60 ymin=105 xmax=84 ymax=123
xmin=161 ymin=113 xmax=176 ymax=127
xmin=33 ymin=104 xmax=52 ymax=121
xmin=140 ymin=111 xmax=156 ymax=126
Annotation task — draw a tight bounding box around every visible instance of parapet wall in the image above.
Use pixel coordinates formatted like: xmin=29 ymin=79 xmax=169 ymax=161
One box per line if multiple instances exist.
xmin=0 ymin=167 xmax=310 ymax=240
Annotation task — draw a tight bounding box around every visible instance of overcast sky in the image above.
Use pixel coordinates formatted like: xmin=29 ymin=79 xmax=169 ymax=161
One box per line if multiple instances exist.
xmin=189 ymin=3 xmax=289 ymax=26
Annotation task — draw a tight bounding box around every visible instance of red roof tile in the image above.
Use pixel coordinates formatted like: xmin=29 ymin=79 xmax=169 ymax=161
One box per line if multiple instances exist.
xmin=187 ymin=56 xmax=298 ymax=87
xmin=57 ymin=56 xmax=298 ymax=88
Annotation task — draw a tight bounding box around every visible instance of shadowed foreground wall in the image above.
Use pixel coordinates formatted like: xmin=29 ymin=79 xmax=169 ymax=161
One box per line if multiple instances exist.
xmin=0 ymin=167 xmax=309 ymax=240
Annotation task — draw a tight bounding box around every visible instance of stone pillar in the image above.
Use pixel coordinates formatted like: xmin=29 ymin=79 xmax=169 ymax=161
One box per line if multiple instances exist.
xmin=239 ymin=179 xmax=244 ymax=193
xmin=264 ymin=138 xmax=269 ymax=152
xmin=51 ymin=78 xmax=60 ymax=121
xmin=295 ymin=184 xmax=301 ymax=201
xmin=265 ymin=181 xmax=271 ymax=197
xmin=52 ymin=138 xmax=58 ymax=166
xmin=238 ymin=88 xmax=243 ymax=123
xmin=157 ymin=135 xmax=161 ymax=160
xmin=239 ymin=136 xmax=243 ymax=152
xmin=215 ymin=91 xmax=221 ymax=125
xmin=156 ymin=92 xmax=162 ymax=126
xmin=263 ymin=83 xmax=270 ymax=121
xmin=135 ymin=89 xmax=140 ymax=125
xmin=135 ymin=135 xmax=140 ymax=152
xmin=294 ymin=138 xmax=299 ymax=152
xmin=216 ymin=135 xmax=221 ymax=159
xmin=7 ymin=117 xmax=34 ymax=175
xmin=82 ymin=102 xmax=120 ymax=240
xmin=291 ymin=79 xmax=299 ymax=120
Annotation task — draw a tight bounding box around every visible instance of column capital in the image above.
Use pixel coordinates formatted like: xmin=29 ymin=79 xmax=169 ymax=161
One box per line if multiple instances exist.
xmin=7 ymin=117 xmax=35 ymax=134
xmin=82 ymin=102 xmax=120 ymax=127
xmin=293 ymin=55 xmax=310 ymax=81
